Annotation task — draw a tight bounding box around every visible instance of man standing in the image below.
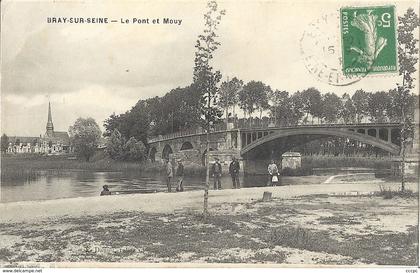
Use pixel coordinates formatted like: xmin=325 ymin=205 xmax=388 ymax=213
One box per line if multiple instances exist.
xmin=229 ymin=156 xmax=240 ymax=189
xmin=176 ymin=160 xmax=184 ymax=192
xmin=166 ymin=159 xmax=173 ymax=192
xmin=211 ymin=158 xmax=222 ymax=190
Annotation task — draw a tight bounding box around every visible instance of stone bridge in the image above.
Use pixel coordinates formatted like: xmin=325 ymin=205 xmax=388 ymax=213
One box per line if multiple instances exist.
xmin=148 ymin=122 xmax=403 ymax=166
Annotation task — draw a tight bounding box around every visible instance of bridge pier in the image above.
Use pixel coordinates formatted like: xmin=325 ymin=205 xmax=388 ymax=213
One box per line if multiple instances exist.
xmin=388 ymin=128 xmax=392 ymax=143
xmin=236 ymin=130 xmax=242 ymax=149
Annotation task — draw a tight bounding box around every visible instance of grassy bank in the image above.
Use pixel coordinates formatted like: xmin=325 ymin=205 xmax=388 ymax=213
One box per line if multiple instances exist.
xmin=0 ymin=154 xmax=206 ymax=182
xmin=1 ymin=154 xmax=140 ymax=181
xmin=0 ymin=193 xmax=417 ymax=265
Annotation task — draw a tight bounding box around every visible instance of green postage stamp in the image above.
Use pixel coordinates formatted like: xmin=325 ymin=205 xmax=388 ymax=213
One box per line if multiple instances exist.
xmin=340 ymin=6 xmax=397 ymax=75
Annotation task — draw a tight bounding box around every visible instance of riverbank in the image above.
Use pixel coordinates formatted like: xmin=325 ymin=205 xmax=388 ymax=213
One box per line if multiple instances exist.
xmin=1 ymin=153 xmax=151 ymax=173
xmin=0 ymin=182 xmax=417 ymax=265
xmin=0 ymin=182 xmax=417 ymax=223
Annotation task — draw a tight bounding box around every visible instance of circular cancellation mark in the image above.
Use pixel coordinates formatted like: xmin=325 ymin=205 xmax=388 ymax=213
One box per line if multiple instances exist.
xmin=300 ymin=13 xmax=367 ymax=86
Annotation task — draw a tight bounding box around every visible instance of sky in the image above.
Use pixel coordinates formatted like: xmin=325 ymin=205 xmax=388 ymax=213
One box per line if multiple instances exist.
xmin=1 ymin=0 xmax=419 ymax=136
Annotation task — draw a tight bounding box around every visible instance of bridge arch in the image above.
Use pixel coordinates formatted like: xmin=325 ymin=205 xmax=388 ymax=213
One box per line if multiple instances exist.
xmin=240 ymin=128 xmax=400 ymax=157
xmin=180 ymin=141 xmax=194 ymax=150
xmin=162 ymin=144 xmax=173 ymax=160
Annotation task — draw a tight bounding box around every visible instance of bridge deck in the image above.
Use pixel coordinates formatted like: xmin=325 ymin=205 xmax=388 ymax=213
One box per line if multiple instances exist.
xmin=148 ymin=122 xmax=403 ymax=143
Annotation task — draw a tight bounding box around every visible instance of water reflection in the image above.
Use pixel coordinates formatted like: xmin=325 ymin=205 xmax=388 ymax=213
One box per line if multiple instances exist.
xmin=1 ymin=170 xmax=204 ymax=203
xmin=1 ymin=170 xmax=328 ymax=203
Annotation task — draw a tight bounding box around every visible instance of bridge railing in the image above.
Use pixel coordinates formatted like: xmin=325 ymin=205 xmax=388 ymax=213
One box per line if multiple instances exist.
xmin=148 ymin=127 xmax=205 ymax=143
xmin=148 ymin=118 xmax=403 ymax=143
xmin=225 ymin=117 xmax=402 ymax=129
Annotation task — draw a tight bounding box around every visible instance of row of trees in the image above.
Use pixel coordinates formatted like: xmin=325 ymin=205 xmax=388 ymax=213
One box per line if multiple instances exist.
xmin=104 ymin=79 xmax=418 ymax=142
xmin=270 ymin=87 xmax=417 ymax=126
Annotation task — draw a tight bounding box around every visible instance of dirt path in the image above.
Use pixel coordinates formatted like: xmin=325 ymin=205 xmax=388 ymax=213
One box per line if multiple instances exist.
xmin=323 ymin=173 xmax=376 ymax=183
xmin=0 ymin=182 xmax=417 ymax=223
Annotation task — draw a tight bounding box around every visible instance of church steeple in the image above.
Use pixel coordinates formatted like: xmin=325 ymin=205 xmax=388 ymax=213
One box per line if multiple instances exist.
xmin=46 ymin=102 xmax=54 ymax=137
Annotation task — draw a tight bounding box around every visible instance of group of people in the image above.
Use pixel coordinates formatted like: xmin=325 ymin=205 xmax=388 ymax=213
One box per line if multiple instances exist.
xmin=165 ymin=159 xmax=185 ymax=192
xmin=165 ymin=157 xmax=281 ymax=191
xmin=101 ymin=157 xmax=280 ymax=196
xmin=211 ymin=157 xmax=241 ymax=190
xmin=165 ymin=157 xmax=241 ymax=192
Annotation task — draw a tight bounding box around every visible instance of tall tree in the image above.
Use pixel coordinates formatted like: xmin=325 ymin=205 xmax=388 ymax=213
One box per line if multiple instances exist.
xmin=352 ymin=89 xmax=370 ymax=123
xmin=340 ymin=93 xmax=356 ymax=124
xmin=256 ymin=84 xmax=271 ymax=120
xmin=144 ymin=96 xmax=162 ymax=135
xmin=388 ymin=89 xmax=418 ymax=122
xmin=300 ymin=87 xmax=322 ymax=123
xmin=147 ymin=86 xmax=202 ymax=136
xmin=105 ymin=129 xmax=125 ymax=160
xmin=270 ymin=90 xmax=303 ymax=126
xmin=271 ymin=90 xmax=289 ymax=125
xmin=367 ymin=91 xmax=392 ymax=122
xmin=291 ymin=91 xmax=305 ymax=124
xmin=69 ymin=117 xmax=102 ymax=161
xmin=238 ymin=81 xmax=269 ymax=123
xmin=218 ymin=77 xmax=243 ymax=127
xmin=238 ymin=82 xmax=256 ymax=121
xmin=125 ymin=100 xmax=151 ymax=145
xmin=1 ymin=134 xmax=9 ymax=154
xmin=104 ymin=113 xmax=123 ymax=137
xmin=321 ymin=92 xmax=342 ymax=123
xmin=193 ymin=0 xmax=225 ymax=216
xmin=395 ymin=8 xmax=419 ymax=191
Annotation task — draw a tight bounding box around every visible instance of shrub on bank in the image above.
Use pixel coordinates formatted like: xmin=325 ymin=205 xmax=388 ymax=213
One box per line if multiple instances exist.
xmin=105 ymin=129 xmax=147 ymax=161
xmin=302 ymin=155 xmax=393 ymax=169
xmin=376 ymin=185 xmax=418 ymax=199
xmin=281 ymin=166 xmax=313 ymax=176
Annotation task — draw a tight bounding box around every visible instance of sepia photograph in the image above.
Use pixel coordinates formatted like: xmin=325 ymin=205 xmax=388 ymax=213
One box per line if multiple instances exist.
xmin=0 ymin=0 xmax=419 ymax=270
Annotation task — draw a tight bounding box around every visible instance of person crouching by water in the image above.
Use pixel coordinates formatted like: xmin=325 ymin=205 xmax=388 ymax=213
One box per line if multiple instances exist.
xmin=166 ymin=159 xmax=173 ymax=192
xmin=176 ymin=160 xmax=184 ymax=192
xmin=211 ymin=158 xmax=222 ymax=190
xmin=100 ymin=185 xmax=111 ymax=196
xmin=268 ymin=160 xmax=280 ymax=186
xmin=229 ymin=156 xmax=240 ymax=189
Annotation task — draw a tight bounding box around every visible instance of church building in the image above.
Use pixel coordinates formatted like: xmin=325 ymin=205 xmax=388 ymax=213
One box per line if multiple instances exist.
xmin=6 ymin=102 xmax=71 ymax=154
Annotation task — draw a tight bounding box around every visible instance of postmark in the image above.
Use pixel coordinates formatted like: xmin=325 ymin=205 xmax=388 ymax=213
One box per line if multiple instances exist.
xmin=300 ymin=13 xmax=365 ymax=86
xmin=340 ymin=6 xmax=397 ymax=75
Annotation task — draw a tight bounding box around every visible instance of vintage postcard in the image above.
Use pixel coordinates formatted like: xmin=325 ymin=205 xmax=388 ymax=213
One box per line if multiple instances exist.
xmin=0 ymin=0 xmax=419 ymax=270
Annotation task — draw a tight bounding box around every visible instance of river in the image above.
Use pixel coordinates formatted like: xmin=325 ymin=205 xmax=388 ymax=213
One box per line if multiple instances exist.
xmin=0 ymin=170 xmax=333 ymax=203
